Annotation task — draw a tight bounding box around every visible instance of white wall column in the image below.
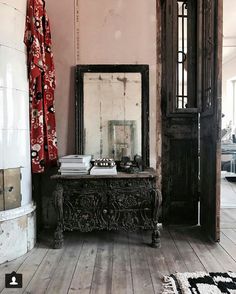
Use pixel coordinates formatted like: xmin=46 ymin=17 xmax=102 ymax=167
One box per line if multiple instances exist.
xmin=0 ymin=0 xmax=36 ymax=264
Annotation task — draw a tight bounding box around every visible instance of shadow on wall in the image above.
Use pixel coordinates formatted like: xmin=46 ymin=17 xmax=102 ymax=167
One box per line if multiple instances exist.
xmin=33 ymin=67 xmax=75 ymax=231
xmin=32 ymin=167 xmax=57 ymax=230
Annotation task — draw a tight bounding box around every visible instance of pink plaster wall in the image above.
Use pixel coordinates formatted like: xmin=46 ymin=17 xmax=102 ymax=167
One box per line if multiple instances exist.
xmin=78 ymin=0 xmax=157 ymax=167
xmin=78 ymin=0 xmax=156 ymax=64
xmin=46 ymin=0 xmax=76 ymax=156
xmin=46 ymin=0 xmax=157 ymax=166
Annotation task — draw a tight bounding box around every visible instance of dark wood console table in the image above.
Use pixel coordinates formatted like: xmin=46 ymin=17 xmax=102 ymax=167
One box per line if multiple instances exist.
xmin=51 ymin=169 xmax=161 ymax=248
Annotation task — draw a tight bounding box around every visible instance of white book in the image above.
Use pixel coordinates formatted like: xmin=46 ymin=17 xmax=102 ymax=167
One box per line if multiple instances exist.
xmin=60 ymin=168 xmax=90 ymax=172
xmin=60 ymin=162 xmax=91 ymax=168
xmin=90 ymin=166 xmax=117 ymax=175
xmin=59 ymin=170 xmax=89 ymax=175
xmin=59 ymin=167 xmax=90 ymax=173
xmin=60 ymin=173 xmax=88 ymax=176
xmin=59 ymin=154 xmax=92 ymax=163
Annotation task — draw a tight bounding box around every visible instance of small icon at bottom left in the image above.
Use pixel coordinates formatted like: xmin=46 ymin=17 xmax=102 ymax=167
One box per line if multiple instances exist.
xmin=5 ymin=271 xmax=22 ymax=288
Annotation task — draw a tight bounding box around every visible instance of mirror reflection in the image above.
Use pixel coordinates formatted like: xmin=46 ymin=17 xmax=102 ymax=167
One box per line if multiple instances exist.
xmin=84 ymin=72 xmax=142 ymax=160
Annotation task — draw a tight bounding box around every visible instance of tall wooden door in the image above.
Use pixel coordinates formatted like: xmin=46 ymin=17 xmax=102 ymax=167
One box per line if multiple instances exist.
xmin=161 ymin=0 xmax=199 ymax=225
xmin=199 ymin=0 xmax=222 ymax=241
xmin=161 ymin=0 xmax=222 ymax=232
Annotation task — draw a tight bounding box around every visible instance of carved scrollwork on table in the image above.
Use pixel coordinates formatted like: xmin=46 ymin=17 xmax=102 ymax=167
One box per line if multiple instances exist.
xmin=52 ymin=170 xmax=161 ymax=248
xmin=63 ymin=190 xmax=108 ymax=232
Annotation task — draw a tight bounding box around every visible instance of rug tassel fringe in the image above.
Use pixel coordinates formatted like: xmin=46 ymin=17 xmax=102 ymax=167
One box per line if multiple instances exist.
xmin=162 ymin=276 xmax=179 ymax=294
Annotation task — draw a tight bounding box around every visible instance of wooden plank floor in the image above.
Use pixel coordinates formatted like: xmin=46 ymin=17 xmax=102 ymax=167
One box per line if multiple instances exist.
xmin=221 ymin=172 xmax=236 ymax=208
xmin=1 ymin=209 xmax=236 ymax=294
xmin=221 ymin=173 xmax=236 ymax=208
xmin=221 ymin=208 xmax=236 ymax=228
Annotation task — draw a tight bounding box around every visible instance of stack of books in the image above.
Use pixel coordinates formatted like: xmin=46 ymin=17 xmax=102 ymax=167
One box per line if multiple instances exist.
xmin=90 ymin=159 xmax=117 ymax=175
xmin=59 ymin=155 xmax=91 ymax=175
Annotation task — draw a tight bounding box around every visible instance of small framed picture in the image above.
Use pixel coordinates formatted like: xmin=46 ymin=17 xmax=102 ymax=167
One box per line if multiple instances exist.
xmin=108 ymin=120 xmax=137 ymax=160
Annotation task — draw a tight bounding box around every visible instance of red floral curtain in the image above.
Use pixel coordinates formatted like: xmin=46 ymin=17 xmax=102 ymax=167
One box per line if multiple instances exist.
xmin=24 ymin=0 xmax=58 ymax=173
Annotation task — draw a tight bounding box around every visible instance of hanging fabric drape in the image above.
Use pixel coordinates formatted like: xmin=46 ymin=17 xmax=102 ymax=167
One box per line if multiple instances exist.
xmin=24 ymin=0 xmax=58 ymax=173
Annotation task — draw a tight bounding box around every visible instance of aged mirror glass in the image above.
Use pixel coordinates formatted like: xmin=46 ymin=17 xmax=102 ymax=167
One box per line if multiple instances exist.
xmin=75 ymin=65 xmax=149 ymax=167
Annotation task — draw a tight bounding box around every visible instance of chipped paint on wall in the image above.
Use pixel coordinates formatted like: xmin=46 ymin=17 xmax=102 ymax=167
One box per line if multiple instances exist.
xmin=0 ymin=224 xmax=3 ymax=235
xmin=115 ymin=30 xmax=122 ymax=40
xmin=17 ymin=215 xmax=27 ymax=230
xmin=0 ymin=209 xmax=36 ymax=264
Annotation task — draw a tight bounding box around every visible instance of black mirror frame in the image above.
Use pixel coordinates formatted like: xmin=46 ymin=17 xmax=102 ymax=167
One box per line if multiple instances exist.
xmin=75 ymin=64 xmax=150 ymax=168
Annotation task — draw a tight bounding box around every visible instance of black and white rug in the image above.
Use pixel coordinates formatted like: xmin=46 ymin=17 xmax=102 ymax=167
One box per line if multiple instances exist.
xmin=162 ymin=272 xmax=236 ymax=294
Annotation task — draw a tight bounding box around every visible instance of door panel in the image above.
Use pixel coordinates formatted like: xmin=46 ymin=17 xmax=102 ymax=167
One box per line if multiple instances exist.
xmin=161 ymin=0 xmax=199 ymax=224
xmin=162 ymin=118 xmax=198 ymax=224
xmin=168 ymin=136 xmax=198 ymax=223
xmin=200 ymin=0 xmax=222 ymax=241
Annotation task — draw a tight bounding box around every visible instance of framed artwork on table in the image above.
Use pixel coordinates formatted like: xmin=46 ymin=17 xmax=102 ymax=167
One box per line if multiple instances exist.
xmin=108 ymin=120 xmax=137 ymax=160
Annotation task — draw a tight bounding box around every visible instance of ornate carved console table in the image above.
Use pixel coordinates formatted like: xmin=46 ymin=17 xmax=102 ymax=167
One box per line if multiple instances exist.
xmin=51 ymin=169 xmax=161 ymax=249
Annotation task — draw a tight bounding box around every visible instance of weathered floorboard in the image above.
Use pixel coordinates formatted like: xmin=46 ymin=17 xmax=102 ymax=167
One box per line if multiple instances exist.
xmin=142 ymin=230 xmax=169 ymax=294
xmin=219 ymin=232 xmax=236 ymax=263
xmin=169 ymin=228 xmax=206 ymax=272
xmin=90 ymin=232 xmax=114 ymax=294
xmin=23 ymin=247 xmax=64 ymax=294
xmin=160 ymin=229 xmax=188 ymax=273
xmin=0 ymin=246 xmax=37 ymax=292
xmin=68 ymin=235 xmax=98 ymax=294
xmin=45 ymin=233 xmax=83 ymax=294
xmin=222 ymin=228 xmax=236 ymax=244
xmin=1 ymin=246 xmax=48 ymax=294
xmin=186 ymin=228 xmax=222 ymax=272
xmin=221 ymin=209 xmax=236 ymax=229
xmin=111 ymin=232 xmax=133 ymax=294
xmin=129 ymin=232 xmax=155 ymax=294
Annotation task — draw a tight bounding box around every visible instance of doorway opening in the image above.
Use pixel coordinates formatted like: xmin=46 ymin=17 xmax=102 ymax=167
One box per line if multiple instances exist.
xmin=221 ymin=0 xmax=236 ymax=230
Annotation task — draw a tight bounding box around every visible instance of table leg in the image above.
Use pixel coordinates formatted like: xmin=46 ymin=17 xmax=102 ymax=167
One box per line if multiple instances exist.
xmin=54 ymin=183 xmax=64 ymax=249
xmin=151 ymin=224 xmax=161 ymax=248
xmin=151 ymin=188 xmax=162 ymax=248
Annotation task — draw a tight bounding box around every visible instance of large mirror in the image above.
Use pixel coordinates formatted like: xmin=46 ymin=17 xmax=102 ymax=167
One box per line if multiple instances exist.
xmin=75 ymin=64 xmax=149 ymax=167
